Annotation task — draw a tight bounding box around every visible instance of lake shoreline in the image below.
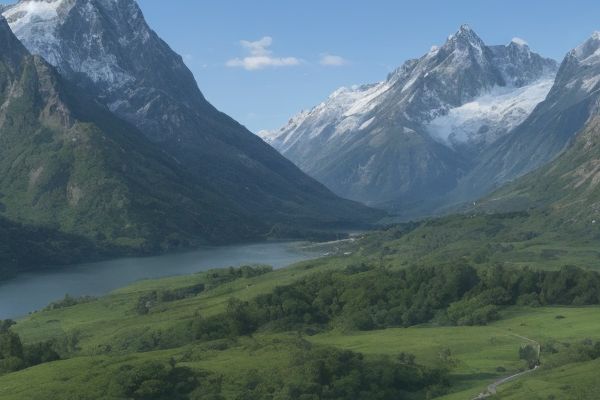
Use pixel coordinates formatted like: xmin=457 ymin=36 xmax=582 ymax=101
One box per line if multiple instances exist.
xmin=0 ymin=241 xmax=323 ymax=320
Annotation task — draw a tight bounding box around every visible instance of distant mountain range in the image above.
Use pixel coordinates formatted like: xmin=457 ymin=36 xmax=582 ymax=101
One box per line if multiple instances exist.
xmin=0 ymin=0 xmax=381 ymax=264
xmin=261 ymin=25 xmax=561 ymax=217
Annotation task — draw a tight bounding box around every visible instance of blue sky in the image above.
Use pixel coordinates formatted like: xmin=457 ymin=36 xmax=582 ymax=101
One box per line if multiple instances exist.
xmin=139 ymin=0 xmax=600 ymax=133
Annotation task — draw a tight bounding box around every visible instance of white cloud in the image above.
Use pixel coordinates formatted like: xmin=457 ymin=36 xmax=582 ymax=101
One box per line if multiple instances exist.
xmin=226 ymin=36 xmax=300 ymax=71
xmin=320 ymin=54 xmax=349 ymax=67
xmin=226 ymin=56 xmax=300 ymax=70
xmin=241 ymin=36 xmax=273 ymax=56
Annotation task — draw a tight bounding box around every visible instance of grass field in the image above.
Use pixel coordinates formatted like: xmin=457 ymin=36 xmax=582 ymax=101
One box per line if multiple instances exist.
xmin=496 ymin=359 xmax=600 ymax=399
xmin=4 ymin=305 xmax=600 ymax=399
xmin=310 ymin=307 xmax=600 ymax=399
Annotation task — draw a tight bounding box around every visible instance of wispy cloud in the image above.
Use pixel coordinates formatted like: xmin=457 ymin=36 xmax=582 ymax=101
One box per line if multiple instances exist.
xmin=226 ymin=36 xmax=300 ymax=71
xmin=319 ymin=53 xmax=349 ymax=67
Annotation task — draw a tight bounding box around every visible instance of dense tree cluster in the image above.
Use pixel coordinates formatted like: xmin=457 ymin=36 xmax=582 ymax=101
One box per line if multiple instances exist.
xmin=191 ymin=263 xmax=600 ymax=340
xmin=44 ymin=294 xmax=96 ymax=311
xmin=204 ymin=265 xmax=273 ymax=289
xmin=112 ymin=361 xmax=223 ymax=400
xmin=234 ymin=345 xmax=448 ymax=400
xmin=0 ymin=218 xmax=103 ymax=281
xmin=519 ymin=344 xmax=540 ymax=369
xmin=0 ymin=320 xmax=59 ymax=374
xmin=135 ymin=284 xmax=206 ymax=315
xmin=103 ymin=345 xmax=449 ymax=400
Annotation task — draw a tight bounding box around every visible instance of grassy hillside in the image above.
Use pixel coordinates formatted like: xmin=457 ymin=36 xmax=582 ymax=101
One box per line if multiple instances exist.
xmin=478 ymin=117 xmax=600 ymax=237
xmin=495 ymin=358 xmax=600 ymax=399
xmin=1 ymin=217 xmax=600 ymax=399
xmin=358 ymin=212 xmax=600 ymax=273
xmin=0 ymin=54 xmax=263 ymax=252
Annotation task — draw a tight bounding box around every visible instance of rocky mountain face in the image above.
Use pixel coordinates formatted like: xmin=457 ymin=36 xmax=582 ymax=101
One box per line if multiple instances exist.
xmin=0 ymin=15 xmax=265 ymax=252
xmin=2 ymin=0 xmax=381 ymax=239
xmin=452 ymin=32 xmax=600 ymax=203
xmin=4 ymin=0 xmax=213 ymax=144
xmin=262 ymin=26 xmax=557 ymax=216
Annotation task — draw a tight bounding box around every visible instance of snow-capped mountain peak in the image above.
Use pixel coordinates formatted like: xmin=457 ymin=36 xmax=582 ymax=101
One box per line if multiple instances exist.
xmin=510 ymin=37 xmax=529 ymax=47
xmin=3 ymin=0 xmax=72 ymax=66
xmin=4 ymin=0 xmax=67 ymax=23
xmin=440 ymin=24 xmax=488 ymax=65
xmin=572 ymin=32 xmax=600 ymax=65
xmin=260 ymin=26 xmax=558 ymax=210
xmin=2 ymin=0 xmax=207 ymax=143
xmin=446 ymin=24 xmax=485 ymax=47
xmin=3 ymin=0 xmax=146 ymax=86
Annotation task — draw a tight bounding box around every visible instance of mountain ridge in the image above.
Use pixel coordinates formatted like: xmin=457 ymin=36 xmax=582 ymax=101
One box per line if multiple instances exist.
xmin=261 ymin=25 xmax=557 ymax=215
xmin=450 ymin=30 xmax=600 ymax=206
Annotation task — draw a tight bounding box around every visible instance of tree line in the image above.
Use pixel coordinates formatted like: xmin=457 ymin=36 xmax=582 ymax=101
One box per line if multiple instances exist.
xmin=192 ymin=263 xmax=600 ymax=340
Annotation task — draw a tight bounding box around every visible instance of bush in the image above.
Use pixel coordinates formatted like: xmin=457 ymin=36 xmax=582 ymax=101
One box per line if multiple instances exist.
xmin=0 ymin=320 xmax=60 ymax=375
xmin=113 ymin=362 xmax=200 ymax=400
xmin=44 ymin=294 xmax=96 ymax=311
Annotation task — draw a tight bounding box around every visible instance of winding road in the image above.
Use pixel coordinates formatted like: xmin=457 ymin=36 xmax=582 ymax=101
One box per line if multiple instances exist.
xmin=471 ymin=333 xmax=541 ymax=399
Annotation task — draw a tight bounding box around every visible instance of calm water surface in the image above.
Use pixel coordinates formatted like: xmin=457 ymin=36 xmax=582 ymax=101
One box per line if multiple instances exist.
xmin=0 ymin=241 xmax=320 ymax=319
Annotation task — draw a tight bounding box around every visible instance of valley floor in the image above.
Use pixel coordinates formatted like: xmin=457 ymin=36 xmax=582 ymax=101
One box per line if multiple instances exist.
xmin=1 ymin=213 xmax=600 ymax=399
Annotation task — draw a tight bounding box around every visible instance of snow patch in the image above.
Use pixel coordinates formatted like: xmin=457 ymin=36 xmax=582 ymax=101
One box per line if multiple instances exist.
xmin=359 ymin=117 xmax=375 ymax=130
xmin=511 ymin=37 xmax=528 ymax=47
xmin=582 ymin=75 xmax=600 ymax=92
xmin=427 ymin=77 xmax=554 ymax=145
xmin=261 ymin=81 xmax=393 ymax=151
xmin=257 ymin=129 xmax=279 ymax=144
xmin=344 ymin=82 xmax=391 ymax=116
xmin=3 ymin=0 xmax=136 ymax=87
xmin=573 ymin=33 xmax=600 ymax=64
xmin=3 ymin=0 xmax=70 ymax=65
xmin=4 ymin=0 xmax=66 ymax=31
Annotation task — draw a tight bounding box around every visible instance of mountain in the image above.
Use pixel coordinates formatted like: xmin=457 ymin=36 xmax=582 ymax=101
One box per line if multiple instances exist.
xmin=478 ymin=114 xmax=600 ymax=236
xmin=0 ymin=216 xmax=102 ymax=280
xmin=452 ymin=32 xmax=600 ymax=203
xmin=262 ymin=26 xmax=557 ymax=215
xmin=2 ymin=0 xmax=381 ymax=237
xmin=0 ymin=15 xmax=271 ymax=254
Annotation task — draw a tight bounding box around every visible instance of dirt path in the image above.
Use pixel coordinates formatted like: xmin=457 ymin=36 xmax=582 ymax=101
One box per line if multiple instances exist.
xmin=471 ymin=333 xmax=541 ymax=399
xmin=472 ymin=366 xmax=539 ymax=399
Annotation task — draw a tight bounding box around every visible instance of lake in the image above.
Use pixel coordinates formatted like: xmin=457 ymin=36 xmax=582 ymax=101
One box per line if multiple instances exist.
xmin=0 ymin=241 xmax=321 ymax=319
